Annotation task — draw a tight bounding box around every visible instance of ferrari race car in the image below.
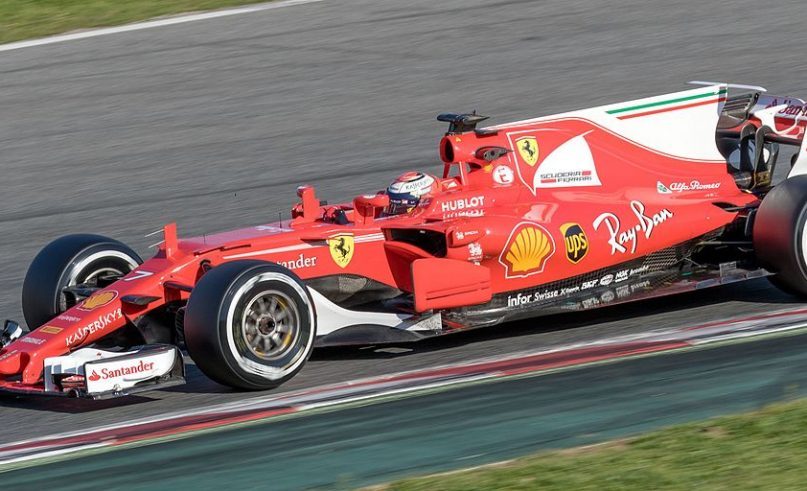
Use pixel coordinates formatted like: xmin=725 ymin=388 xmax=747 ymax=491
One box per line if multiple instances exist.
xmin=2 ymin=82 xmax=807 ymax=398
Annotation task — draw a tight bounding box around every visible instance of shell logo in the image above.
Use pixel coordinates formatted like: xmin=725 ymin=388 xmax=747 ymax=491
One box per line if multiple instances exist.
xmin=77 ymin=290 xmax=118 ymax=311
xmin=499 ymin=222 xmax=556 ymax=278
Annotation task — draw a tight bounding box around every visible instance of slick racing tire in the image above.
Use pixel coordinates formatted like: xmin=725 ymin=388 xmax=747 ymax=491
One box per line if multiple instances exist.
xmin=184 ymin=260 xmax=316 ymax=390
xmin=22 ymin=234 xmax=142 ymax=329
xmin=753 ymin=174 xmax=807 ymax=298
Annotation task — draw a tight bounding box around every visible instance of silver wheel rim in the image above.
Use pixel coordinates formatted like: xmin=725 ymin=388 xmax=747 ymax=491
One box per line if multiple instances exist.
xmin=240 ymin=290 xmax=300 ymax=361
xmin=61 ymin=251 xmax=138 ymax=311
xmin=61 ymin=266 xmax=126 ymax=311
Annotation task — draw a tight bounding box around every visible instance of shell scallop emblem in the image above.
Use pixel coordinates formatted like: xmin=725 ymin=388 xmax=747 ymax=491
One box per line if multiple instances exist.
xmin=499 ymin=222 xmax=556 ymax=278
xmin=77 ymin=290 xmax=118 ymax=311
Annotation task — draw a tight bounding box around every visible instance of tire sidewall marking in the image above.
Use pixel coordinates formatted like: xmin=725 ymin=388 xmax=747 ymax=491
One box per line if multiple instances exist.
xmin=223 ymin=270 xmax=315 ymax=379
xmin=58 ymin=248 xmax=140 ymax=312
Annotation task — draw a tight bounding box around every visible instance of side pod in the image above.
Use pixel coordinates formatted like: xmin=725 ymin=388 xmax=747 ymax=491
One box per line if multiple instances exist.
xmin=412 ymin=258 xmax=491 ymax=312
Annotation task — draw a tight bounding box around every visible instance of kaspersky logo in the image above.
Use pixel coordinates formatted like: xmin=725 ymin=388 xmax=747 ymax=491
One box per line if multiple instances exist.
xmin=499 ymin=222 xmax=555 ymax=278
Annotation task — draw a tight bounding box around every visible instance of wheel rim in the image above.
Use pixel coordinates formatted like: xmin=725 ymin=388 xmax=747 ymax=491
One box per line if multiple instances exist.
xmin=240 ymin=290 xmax=300 ymax=361
xmin=61 ymin=251 xmax=139 ymax=311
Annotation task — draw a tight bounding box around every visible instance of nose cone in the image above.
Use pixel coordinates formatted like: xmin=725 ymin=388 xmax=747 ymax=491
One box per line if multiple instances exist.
xmin=0 ymin=348 xmax=28 ymax=375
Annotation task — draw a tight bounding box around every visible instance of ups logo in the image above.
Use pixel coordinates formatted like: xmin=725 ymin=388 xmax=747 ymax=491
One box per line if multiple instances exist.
xmin=560 ymin=223 xmax=588 ymax=263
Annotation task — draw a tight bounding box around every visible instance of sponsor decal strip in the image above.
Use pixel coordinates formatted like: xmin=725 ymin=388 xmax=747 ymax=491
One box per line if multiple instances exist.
xmin=65 ymin=309 xmax=123 ymax=347
xmin=88 ymin=360 xmax=155 ymax=383
xmin=615 ymin=96 xmax=727 ymax=120
xmin=496 ymin=115 xmax=725 ymax=164
xmin=593 ymin=201 xmax=673 ymax=255
xmin=223 ymin=234 xmax=384 ymax=260
xmin=606 ymin=89 xmax=727 ymax=116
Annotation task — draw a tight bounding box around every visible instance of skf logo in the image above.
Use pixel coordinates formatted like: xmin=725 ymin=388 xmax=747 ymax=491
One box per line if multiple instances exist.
xmin=515 ymin=136 xmax=539 ymax=167
xmin=560 ymin=223 xmax=589 ymax=264
xmin=77 ymin=290 xmax=118 ymax=311
xmin=499 ymin=222 xmax=555 ymax=278
xmin=328 ymin=235 xmax=354 ymax=268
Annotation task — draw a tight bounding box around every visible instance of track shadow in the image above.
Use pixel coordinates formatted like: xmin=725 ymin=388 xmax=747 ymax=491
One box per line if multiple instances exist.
xmin=0 ymin=364 xmax=236 ymax=409
xmin=0 ymin=393 xmax=156 ymax=413
xmin=160 ymin=364 xmax=239 ymax=395
xmin=6 ymin=280 xmax=801 ymax=403
xmin=311 ymin=278 xmax=803 ymax=362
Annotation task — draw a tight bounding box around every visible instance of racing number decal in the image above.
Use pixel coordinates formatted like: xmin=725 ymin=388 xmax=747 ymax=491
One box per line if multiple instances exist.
xmin=123 ymin=270 xmax=154 ymax=282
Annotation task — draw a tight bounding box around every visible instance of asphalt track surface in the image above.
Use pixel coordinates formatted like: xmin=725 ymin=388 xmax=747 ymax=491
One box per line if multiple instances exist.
xmin=1 ymin=0 xmax=806 ymax=444
xmin=5 ymin=331 xmax=807 ymax=490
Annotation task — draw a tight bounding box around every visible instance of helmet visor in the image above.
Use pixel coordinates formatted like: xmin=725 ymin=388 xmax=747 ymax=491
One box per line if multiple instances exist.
xmin=384 ymin=193 xmax=419 ymax=216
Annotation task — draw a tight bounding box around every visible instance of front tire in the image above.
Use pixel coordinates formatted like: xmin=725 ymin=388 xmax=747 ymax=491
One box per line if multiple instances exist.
xmin=753 ymin=175 xmax=807 ymax=297
xmin=22 ymin=234 xmax=142 ymax=329
xmin=184 ymin=260 xmax=316 ymax=390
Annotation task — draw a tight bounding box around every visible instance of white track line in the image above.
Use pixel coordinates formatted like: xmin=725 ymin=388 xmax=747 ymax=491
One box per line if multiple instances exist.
xmin=4 ymin=309 xmax=807 ymax=463
xmin=0 ymin=0 xmax=323 ymax=54
xmin=4 ymin=320 xmax=807 ymax=469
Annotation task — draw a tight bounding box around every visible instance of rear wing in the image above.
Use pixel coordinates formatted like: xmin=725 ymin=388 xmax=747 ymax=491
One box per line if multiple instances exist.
xmin=714 ymin=85 xmax=807 ymax=178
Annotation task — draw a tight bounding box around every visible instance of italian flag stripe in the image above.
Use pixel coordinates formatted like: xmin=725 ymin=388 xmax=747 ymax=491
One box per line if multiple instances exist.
xmin=616 ymin=96 xmax=726 ymax=120
xmin=606 ymin=88 xmax=727 ymax=116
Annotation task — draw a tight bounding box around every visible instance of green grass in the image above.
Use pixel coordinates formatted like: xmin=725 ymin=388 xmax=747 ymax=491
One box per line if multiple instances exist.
xmin=377 ymin=398 xmax=807 ymax=491
xmin=0 ymin=0 xmax=266 ymax=44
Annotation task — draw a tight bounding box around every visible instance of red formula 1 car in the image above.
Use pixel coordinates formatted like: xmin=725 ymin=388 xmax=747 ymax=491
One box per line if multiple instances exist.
xmin=3 ymin=82 xmax=807 ymax=398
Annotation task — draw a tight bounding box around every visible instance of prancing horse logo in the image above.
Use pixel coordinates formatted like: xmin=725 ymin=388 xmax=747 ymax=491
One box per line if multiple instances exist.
xmin=516 ymin=136 xmax=539 ymax=167
xmin=328 ymin=235 xmax=355 ymax=268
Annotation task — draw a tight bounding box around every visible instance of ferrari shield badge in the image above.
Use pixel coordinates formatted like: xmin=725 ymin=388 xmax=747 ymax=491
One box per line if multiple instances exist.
xmin=516 ymin=136 xmax=539 ymax=167
xmin=508 ymin=127 xmax=601 ymax=195
xmin=328 ymin=235 xmax=354 ymax=268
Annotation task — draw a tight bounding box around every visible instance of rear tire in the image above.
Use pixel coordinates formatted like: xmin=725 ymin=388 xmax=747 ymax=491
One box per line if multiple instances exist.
xmin=184 ymin=260 xmax=316 ymax=390
xmin=753 ymin=175 xmax=807 ymax=297
xmin=22 ymin=234 xmax=141 ymax=329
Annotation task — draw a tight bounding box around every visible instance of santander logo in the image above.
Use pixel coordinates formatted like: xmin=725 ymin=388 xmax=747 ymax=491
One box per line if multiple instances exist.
xmin=88 ymin=360 xmax=156 ymax=382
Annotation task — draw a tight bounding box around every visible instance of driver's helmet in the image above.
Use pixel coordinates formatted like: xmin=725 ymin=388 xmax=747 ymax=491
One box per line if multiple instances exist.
xmin=385 ymin=171 xmax=437 ymax=215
